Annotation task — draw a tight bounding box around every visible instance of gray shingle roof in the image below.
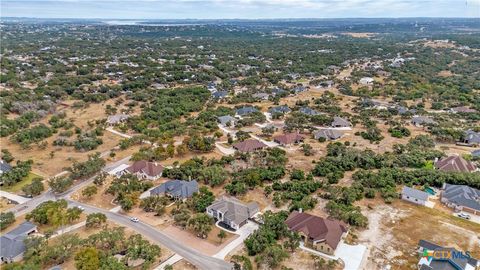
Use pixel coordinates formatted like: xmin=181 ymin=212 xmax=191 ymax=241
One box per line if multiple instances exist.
xmin=331 ymin=117 xmax=351 ymax=127
xmin=299 ymin=107 xmax=319 ymax=116
xmin=0 ymin=222 xmax=37 ymax=260
xmin=402 ymin=186 xmax=429 ymax=201
xmin=412 ymin=116 xmax=436 ymax=126
xmin=218 ymin=115 xmax=236 ymax=126
xmin=236 ymin=106 xmax=258 ymax=116
xmin=207 ymin=197 xmax=258 ymax=226
xmin=464 ymin=130 xmax=480 ymax=144
xmin=418 ymin=239 xmax=478 ymax=270
xmin=106 ymin=114 xmax=129 ymax=124
xmin=443 ymin=184 xmax=480 ymax=211
xmin=0 ymin=160 xmax=12 ymax=173
xmin=268 ymin=105 xmax=291 ymax=114
xmin=150 ymin=180 xmax=199 ymax=199
xmin=313 ymin=129 xmax=344 ymax=140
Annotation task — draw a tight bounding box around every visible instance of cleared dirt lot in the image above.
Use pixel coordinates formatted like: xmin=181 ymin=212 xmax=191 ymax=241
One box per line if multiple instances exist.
xmin=357 ymin=199 xmax=480 ymax=270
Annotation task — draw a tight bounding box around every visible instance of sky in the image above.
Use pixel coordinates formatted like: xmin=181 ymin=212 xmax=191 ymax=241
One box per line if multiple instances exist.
xmin=1 ymin=0 xmax=479 ymax=19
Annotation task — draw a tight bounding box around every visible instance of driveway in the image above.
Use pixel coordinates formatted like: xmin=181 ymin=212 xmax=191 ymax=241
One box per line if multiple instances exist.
xmin=0 ymin=190 xmax=31 ymax=204
xmin=249 ymin=134 xmax=280 ymax=148
xmin=215 ymin=142 xmax=236 ymax=155
xmin=335 ymin=242 xmax=367 ymax=270
xmin=299 ymin=241 xmax=367 ymax=270
xmin=213 ymin=220 xmax=259 ymax=259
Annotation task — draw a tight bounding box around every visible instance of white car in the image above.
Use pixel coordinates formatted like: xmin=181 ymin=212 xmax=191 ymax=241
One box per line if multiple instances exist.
xmin=457 ymin=213 xmax=471 ymax=220
xmin=130 ymin=217 xmax=139 ymax=223
xmin=76 ymin=206 xmax=85 ymax=211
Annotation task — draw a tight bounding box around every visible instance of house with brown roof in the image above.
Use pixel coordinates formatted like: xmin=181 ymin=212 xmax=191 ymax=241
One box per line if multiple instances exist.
xmin=232 ymin=139 xmax=267 ymax=152
xmin=434 ymin=155 xmax=477 ymax=173
xmin=273 ymin=133 xmax=306 ymax=146
xmin=126 ymin=160 xmax=164 ymax=180
xmin=285 ymin=211 xmax=348 ymax=255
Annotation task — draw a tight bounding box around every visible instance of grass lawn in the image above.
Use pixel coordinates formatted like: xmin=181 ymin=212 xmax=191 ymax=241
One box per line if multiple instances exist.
xmin=0 ymin=172 xmax=41 ymax=193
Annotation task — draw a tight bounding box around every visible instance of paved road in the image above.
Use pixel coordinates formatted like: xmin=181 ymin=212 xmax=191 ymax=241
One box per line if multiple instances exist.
xmin=68 ymin=200 xmax=232 ymax=270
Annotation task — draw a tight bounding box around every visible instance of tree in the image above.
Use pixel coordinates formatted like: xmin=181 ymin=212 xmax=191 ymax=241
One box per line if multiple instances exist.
xmin=69 ymin=153 xmax=106 ymax=180
xmin=48 ymin=176 xmax=73 ymax=193
xmin=93 ymin=172 xmax=107 ymax=186
xmin=140 ymin=196 xmax=168 ymax=216
xmin=198 ymin=165 xmax=228 ymax=186
xmin=301 ymin=143 xmax=314 ymax=156
xmin=99 ymin=256 xmax=128 ymax=270
xmin=82 ymin=185 xmax=98 ymax=199
xmin=75 ymin=247 xmax=100 ymax=270
xmin=125 ymin=234 xmax=161 ymax=268
xmin=255 ymin=244 xmax=288 ymax=268
xmin=284 ymin=231 xmax=300 ymax=252
xmin=22 ymin=177 xmax=44 ymax=196
xmin=0 ymin=211 xmax=15 ymax=230
xmin=188 ymin=213 xmax=213 ymax=238
xmin=86 ymin=213 xmax=107 ymax=228
xmin=218 ymin=230 xmax=227 ymax=243
xmin=189 ymin=186 xmax=215 ymax=212
xmin=172 ymin=207 xmax=191 ymax=229
xmin=1 ymin=149 xmax=14 ymax=163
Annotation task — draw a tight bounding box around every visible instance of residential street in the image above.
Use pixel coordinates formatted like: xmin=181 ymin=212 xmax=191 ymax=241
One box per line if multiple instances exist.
xmin=68 ymin=200 xmax=233 ymax=270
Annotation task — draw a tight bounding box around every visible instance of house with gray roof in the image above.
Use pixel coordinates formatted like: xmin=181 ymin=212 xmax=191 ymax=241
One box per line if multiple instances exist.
xmin=150 ymin=180 xmax=199 ymax=201
xmin=401 ymin=186 xmax=433 ymax=208
xmin=218 ymin=115 xmax=237 ymax=127
xmin=268 ymin=105 xmax=291 ymax=115
xmin=0 ymin=222 xmax=37 ymax=264
xmin=293 ymin=85 xmax=307 ymax=93
xmin=411 ymin=116 xmax=437 ymax=127
xmin=441 ymin=184 xmax=480 ymax=216
xmin=0 ymin=160 xmax=12 ymax=175
xmin=331 ymin=117 xmax=351 ymax=128
xmin=313 ymin=129 xmax=344 ymax=141
xmin=252 ymin=92 xmax=270 ymax=100
xmin=212 ymin=91 xmax=228 ymax=99
xmin=236 ymin=106 xmax=258 ymax=117
xmin=462 ymin=130 xmax=480 ymax=146
xmin=106 ymin=114 xmax=130 ymax=125
xmin=472 ymin=149 xmax=480 ymax=158
xmin=299 ymin=107 xmax=319 ymax=116
xmin=206 ymin=196 xmax=259 ymax=230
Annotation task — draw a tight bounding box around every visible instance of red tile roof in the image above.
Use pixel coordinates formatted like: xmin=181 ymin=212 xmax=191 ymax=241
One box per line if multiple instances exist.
xmin=435 ymin=156 xmax=477 ymax=173
xmin=285 ymin=211 xmax=348 ymax=250
xmin=273 ymin=133 xmax=306 ymax=145
xmin=232 ymin=139 xmax=267 ymax=152
xmin=126 ymin=160 xmax=164 ymax=177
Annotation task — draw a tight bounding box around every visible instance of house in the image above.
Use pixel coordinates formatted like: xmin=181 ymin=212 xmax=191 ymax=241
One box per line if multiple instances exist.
xmin=401 ymin=186 xmax=433 ymax=208
xmin=206 ymin=196 xmax=259 ymax=230
xmin=273 ymin=133 xmax=306 ymax=146
xmin=207 ymin=82 xmax=217 ymax=92
xmin=299 ymin=107 xmax=320 ymax=116
xmin=417 ymin=239 xmax=479 ymax=270
xmin=0 ymin=222 xmax=37 ymax=264
xmin=150 ymin=180 xmax=198 ymax=201
xmin=411 ymin=116 xmax=437 ymax=127
xmin=252 ymin=92 xmax=270 ymax=100
xmin=462 ymin=130 xmax=480 ymax=146
xmin=236 ymin=106 xmax=258 ymax=117
xmin=107 ymin=163 xmax=130 ymax=177
xmin=126 ymin=160 xmax=164 ymax=180
xmin=285 ymin=211 xmax=348 ymax=256
xmin=106 ymin=114 xmax=129 ymax=125
xmin=218 ymin=115 xmax=237 ymax=127
xmin=359 ymin=77 xmax=374 ymax=85
xmin=293 ymin=85 xmax=307 ymax=93
xmin=472 ymin=149 xmax=480 ymax=158
xmin=233 ymin=139 xmax=267 ymax=152
xmin=271 ymin=88 xmax=287 ymax=97
xmin=317 ymin=80 xmax=334 ymax=89
xmin=434 ymin=155 xmax=477 ymax=173
xmin=268 ymin=105 xmax=291 ymax=115
xmin=212 ymin=91 xmax=228 ymax=99
xmin=0 ymin=160 xmax=12 ymax=175
xmin=331 ymin=117 xmax=351 ymax=128
xmin=397 ymin=106 xmax=417 ymax=115
xmin=449 ymin=106 xmax=477 ymax=114
xmin=313 ymin=129 xmax=344 ymax=141
xmin=441 ymin=184 xmax=480 ymax=216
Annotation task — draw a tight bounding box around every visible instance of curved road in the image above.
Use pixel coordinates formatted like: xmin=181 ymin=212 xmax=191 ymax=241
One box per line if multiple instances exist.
xmin=68 ymin=200 xmax=232 ymax=270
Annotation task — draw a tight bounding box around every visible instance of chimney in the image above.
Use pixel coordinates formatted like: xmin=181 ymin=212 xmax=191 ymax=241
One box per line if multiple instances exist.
xmin=298 ymin=208 xmax=303 ymax=213
xmin=154 ymin=162 xmax=158 ymax=166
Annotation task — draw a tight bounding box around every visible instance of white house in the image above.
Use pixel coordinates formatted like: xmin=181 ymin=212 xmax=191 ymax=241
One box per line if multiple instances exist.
xmin=359 ymin=77 xmax=374 ymax=85
xmin=401 ymin=186 xmax=434 ymax=208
